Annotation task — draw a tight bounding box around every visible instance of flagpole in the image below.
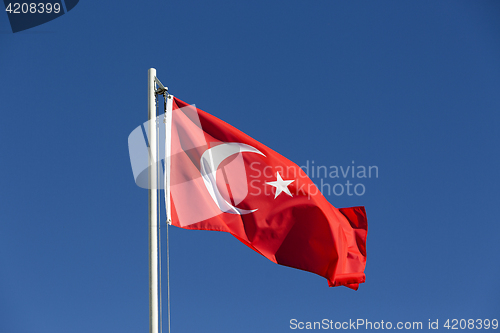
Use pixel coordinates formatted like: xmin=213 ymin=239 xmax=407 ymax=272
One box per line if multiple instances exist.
xmin=148 ymin=68 xmax=159 ymax=333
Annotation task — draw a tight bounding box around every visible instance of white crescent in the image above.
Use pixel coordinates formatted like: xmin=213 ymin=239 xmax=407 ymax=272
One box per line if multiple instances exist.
xmin=200 ymin=143 xmax=265 ymax=215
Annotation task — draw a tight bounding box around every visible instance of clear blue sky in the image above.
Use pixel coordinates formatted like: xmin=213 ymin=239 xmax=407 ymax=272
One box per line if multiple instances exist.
xmin=1 ymin=1 xmax=499 ymax=332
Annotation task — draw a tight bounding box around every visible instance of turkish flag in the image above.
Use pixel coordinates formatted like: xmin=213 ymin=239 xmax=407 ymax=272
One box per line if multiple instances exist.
xmin=167 ymin=97 xmax=367 ymax=289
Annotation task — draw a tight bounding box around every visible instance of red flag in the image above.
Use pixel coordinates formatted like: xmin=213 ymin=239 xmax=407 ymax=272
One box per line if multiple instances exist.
xmin=167 ymin=97 xmax=367 ymax=289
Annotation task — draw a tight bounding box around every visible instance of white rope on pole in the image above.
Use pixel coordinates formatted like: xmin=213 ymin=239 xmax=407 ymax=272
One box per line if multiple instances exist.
xmin=166 ymin=208 xmax=171 ymax=333
xmin=156 ymin=93 xmax=163 ymax=333
xmin=164 ymin=94 xmax=173 ymax=333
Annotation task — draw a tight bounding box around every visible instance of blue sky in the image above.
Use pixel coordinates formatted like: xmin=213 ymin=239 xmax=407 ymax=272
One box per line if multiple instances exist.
xmin=1 ymin=1 xmax=499 ymax=332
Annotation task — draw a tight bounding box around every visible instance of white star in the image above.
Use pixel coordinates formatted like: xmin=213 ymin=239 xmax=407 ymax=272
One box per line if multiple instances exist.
xmin=266 ymin=172 xmax=295 ymax=199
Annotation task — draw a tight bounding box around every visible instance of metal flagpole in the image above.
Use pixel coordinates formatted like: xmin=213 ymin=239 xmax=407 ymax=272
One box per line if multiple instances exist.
xmin=148 ymin=68 xmax=159 ymax=333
